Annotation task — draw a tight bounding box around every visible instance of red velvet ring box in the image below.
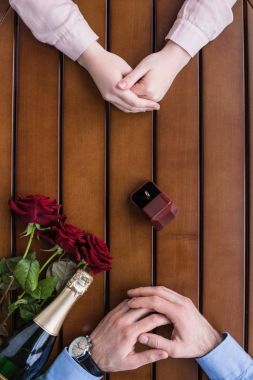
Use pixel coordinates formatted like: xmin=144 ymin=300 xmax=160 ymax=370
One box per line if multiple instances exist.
xmin=130 ymin=181 xmax=178 ymax=231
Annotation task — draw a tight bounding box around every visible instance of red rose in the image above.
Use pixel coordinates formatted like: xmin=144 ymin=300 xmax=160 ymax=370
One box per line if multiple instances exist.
xmin=38 ymin=221 xmax=84 ymax=256
xmin=38 ymin=222 xmax=112 ymax=275
xmin=79 ymin=233 xmax=112 ymax=275
xmin=9 ymin=195 xmax=62 ymax=226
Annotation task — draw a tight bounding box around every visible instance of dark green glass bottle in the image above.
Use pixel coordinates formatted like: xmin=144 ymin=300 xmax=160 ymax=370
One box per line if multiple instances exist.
xmin=0 ymin=322 xmax=55 ymax=380
xmin=0 ymin=270 xmax=93 ymax=380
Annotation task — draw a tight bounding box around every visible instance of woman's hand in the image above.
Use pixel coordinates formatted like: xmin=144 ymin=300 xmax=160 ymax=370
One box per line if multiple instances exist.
xmin=117 ymin=41 xmax=191 ymax=102
xmin=78 ymin=42 xmax=160 ymax=113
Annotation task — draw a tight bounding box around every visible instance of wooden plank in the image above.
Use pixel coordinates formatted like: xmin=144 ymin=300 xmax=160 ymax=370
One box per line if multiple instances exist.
xmin=156 ymin=1 xmax=199 ymax=379
xmin=0 ymin=8 xmax=14 ymax=331
xmin=15 ymin=20 xmax=59 ymax=358
xmin=62 ymin=0 xmax=106 ymax=345
xmin=109 ymin=1 xmax=153 ymax=380
xmin=0 ymin=10 xmax=13 ymax=259
xmin=248 ymin=0 xmax=253 ymax=357
xmin=16 ymin=23 xmax=59 ymax=197
xmin=202 ymin=0 xmax=244 ymax=355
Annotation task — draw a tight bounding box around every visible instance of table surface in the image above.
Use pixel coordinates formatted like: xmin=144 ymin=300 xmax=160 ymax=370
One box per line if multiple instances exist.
xmin=0 ymin=0 xmax=252 ymax=379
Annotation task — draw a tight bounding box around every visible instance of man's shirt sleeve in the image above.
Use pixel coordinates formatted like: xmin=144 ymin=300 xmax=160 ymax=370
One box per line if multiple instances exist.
xmin=40 ymin=348 xmax=103 ymax=380
xmin=196 ymin=333 xmax=253 ymax=379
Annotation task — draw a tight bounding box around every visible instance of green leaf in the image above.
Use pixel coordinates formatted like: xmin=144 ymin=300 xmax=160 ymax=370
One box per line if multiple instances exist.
xmin=0 ymin=259 xmax=8 ymax=275
xmin=14 ymin=259 xmax=40 ymax=293
xmin=5 ymin=256 xmax=22 ymax=272
xmin=31 ymin=276 xmax=57 ymax=300
xmin=47 ymin=260 xmax=77 ymax=293
xmin=27 ymin=251 xmax=37 ymax=260
xmin=23 ymin=294 xmax=36 ymax=304
xmin=8 ymin=298 xmax=28 ymax=314
xmin=20 ymin=303 xmax=42 ymax=322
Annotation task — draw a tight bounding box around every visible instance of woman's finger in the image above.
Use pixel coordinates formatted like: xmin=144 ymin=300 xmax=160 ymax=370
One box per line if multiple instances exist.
xmin=119 ymin=90 xmax=160 ymax=110
xmin=117 ymin=64 xmax=147 ymax=90
xmin=112 ymin=99 xmax=153 ymax=113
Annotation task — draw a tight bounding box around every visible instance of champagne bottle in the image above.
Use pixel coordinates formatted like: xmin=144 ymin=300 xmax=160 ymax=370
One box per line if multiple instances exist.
xmin=0 ymin=270 xmax=93 ymax=380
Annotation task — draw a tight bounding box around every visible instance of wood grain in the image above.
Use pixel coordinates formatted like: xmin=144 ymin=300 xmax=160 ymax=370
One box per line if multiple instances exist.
xmin=0 ymin=0 xmax=250 ymax=378
xmin=109 ymin=1 xmax=153 ymax=380
xmin=15 ymin=20 xmax=59 ymax=357
xmin=156 ymin=1 xmax=199 ymax=378
xmin=16 ymin=23 xmax=59 ymax=198
xmin=201 ymin=0 xmax=244 ymax=355
xmin=62 ymin=0 xmax=106 ymax=345
xmin=0 ymin=10 xmax=13 ymax=259
xmin=248 ymin=0 xmax=253 ymax=356
xmin=0 ymin=9 xmax=14 ymax=333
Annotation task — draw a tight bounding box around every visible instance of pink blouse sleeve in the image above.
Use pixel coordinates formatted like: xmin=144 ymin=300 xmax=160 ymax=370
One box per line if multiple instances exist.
xmin=9 ymin=0 xmax=98 ymax=61
xmin=166 ymin=0 xmax=238 ymax=57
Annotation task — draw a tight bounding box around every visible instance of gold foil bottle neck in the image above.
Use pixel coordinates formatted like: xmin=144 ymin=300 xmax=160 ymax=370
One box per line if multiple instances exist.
xmin=34 ymin=270 xmax=93 ymax=336
xmin=66 ymin=269 xmax=93 ymax=295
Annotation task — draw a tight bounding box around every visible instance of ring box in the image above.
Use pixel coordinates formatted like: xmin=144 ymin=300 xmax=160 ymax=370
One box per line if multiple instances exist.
xmin=130 ymin=181 xmax=178 ymax=231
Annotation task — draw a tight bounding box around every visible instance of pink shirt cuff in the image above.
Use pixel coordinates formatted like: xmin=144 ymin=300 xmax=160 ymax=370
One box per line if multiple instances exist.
xmin=165 ymin=0 xmax=235 ymax=57
xmin=166 ymin=18 xmax=209 ymax=57
xmin=9 ymin=0 xmax=99 ymax=61
xmin=55 ymin=18 xmax=98 ymax=61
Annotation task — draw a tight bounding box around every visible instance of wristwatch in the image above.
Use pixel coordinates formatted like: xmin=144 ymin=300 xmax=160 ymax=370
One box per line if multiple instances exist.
xmin=68 ymin=336 xmax=104 ymax=377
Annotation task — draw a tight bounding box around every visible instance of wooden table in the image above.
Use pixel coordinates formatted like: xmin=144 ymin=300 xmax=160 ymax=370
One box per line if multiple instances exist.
xmin=0 ymin=0 xmax=252 ymax=379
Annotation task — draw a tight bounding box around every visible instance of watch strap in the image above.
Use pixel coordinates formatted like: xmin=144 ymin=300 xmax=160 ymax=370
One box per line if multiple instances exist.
xmin=76 ymin=352 xmax=104 ymax=377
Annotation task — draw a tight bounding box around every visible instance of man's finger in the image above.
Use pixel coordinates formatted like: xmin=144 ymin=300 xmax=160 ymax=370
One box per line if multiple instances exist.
xmin=117 ymin=65 xmax=146 ymax=90
xmin=127 ymin=296 xmax=179 ymax=322
xmin=127 ymin=286 xmax=185 ymax=305
xmin=138 ymin=333 xmax=180 ymax=358
xmin=123 ymin=308 xmax=151 ymax=323
xmin=109 ymin=299 xmax=131 ymax=319
xmin=127 ymin=349 xmax=168 ymax=369
xmin=135 ymin=314 xmax=170 ymax=335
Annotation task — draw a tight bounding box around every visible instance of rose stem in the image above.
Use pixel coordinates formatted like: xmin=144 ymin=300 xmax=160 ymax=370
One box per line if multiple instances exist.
xmin=39 ymin=250 xmax=61 ymax=274
xmin=0 ymin=276 xmax=14 ymax=306
xmin=76 ymin=260 xmax=88 ymax=269
xmin=23 ymin=224 xmax=36 ymax=259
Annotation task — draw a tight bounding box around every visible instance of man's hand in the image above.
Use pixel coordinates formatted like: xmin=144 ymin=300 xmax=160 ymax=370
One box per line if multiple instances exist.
xmin=78 ymin=42 xmax=160 ymax=113
xmin=90 ymin=299 xmax=169 ymax=372
xmin=127 ymin=287 xmax=223 ymax=359
xmin=117 ymin=41 xmax=191 ymax=102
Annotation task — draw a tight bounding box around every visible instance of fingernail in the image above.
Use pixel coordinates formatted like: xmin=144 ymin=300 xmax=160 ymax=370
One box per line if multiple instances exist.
xmin=139 ymin=335 xmax=148 ymax=344
xmin=128 ymin=298 xmax=135 ymax=304
xmin=118 ymin=80 xmax=127 ymax=89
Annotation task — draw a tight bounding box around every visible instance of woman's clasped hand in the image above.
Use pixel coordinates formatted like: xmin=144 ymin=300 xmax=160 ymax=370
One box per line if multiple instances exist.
xmin=78 ymin=40 xmax=191 ymax=113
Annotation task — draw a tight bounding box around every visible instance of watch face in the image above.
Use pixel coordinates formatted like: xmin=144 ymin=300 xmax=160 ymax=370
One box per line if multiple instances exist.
xmin=69 ymin=336 xmax=91 ymax=359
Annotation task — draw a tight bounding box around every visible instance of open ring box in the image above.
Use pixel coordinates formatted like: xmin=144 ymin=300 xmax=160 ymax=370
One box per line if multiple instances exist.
xmin=130 ymin=181 xmax=178 ymax=231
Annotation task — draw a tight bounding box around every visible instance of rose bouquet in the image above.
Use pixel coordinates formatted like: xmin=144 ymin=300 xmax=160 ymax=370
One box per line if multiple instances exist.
xmin=0 ymin=195 xmax=112 ymax=337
